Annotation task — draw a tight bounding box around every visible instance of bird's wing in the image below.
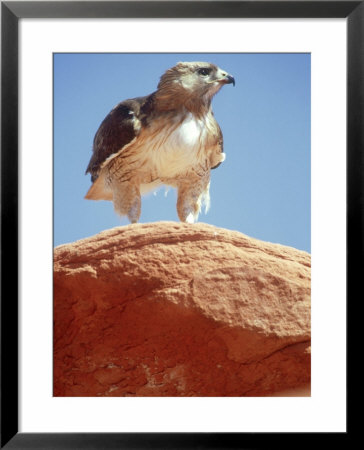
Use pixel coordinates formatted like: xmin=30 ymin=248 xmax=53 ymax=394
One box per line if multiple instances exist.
xmin=211 ymin=122 xmax=224 ymax=170
xmin=85 ymin=94 xmax=154 ymax=182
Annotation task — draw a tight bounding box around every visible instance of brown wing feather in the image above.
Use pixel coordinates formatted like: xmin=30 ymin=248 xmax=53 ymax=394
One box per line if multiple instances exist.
xmin=211 ymin=122 xmax=224 ymax=170
xmin=85 ymin=95 xmax=153 ymax=182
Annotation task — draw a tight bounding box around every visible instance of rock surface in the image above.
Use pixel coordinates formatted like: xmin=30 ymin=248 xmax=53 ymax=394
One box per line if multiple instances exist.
xmin=54 ymin=222 xmax=311 ymax=396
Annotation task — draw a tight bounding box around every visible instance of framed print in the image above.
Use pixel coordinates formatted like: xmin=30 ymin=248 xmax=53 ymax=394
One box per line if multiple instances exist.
xmin=1 ymin=1 xmax=359 ymax=448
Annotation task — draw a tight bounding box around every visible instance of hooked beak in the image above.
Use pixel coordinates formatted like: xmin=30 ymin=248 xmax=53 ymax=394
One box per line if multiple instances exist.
xmin=216 ymin=73 xmax=235 ymax=87
xmin=225 ymin=74 xmax=235 ymax=86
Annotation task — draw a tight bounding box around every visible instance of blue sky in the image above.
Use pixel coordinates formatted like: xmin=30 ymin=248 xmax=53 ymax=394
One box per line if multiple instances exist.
xmin=54 ymin=53 xmax=310 ymax=252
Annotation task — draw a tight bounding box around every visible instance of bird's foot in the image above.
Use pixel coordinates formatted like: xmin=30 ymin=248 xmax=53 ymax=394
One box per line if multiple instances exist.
xmin=185 ymin=212 xmax=196 ymax=224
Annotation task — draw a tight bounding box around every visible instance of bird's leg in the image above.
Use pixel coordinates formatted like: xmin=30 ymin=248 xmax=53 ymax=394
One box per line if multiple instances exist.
xmin=112 ymin=182 xmax=141 ymax=224
xmin=177 ymin=174 xmax=210 ymax=224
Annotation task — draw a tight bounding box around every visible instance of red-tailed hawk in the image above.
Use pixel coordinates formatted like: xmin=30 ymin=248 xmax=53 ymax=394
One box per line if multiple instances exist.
xmin=85 ymin=61 xmax=235 ymax=223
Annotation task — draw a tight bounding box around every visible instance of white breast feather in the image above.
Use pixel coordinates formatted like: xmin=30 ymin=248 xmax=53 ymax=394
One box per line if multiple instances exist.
xmin=101 ymin=112 xmax=214 ymax=197
xmin=145 ymin=113 xmax=208 ymax=179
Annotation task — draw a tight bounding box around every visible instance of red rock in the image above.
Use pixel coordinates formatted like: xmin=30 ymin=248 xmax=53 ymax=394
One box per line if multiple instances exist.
xmin=54 ymin=222 xmax=311 ymax=396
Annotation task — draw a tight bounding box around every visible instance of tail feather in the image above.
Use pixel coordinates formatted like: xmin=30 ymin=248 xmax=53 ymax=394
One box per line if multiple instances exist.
xmin=85 ymin=175 xmax=113 ymax=201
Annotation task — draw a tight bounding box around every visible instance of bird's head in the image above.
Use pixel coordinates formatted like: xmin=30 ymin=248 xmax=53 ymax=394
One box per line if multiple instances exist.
xmin=157 ymin=61 xmax=235 ymax=110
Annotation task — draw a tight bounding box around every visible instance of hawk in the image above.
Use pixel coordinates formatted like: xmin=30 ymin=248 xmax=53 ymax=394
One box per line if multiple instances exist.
xmin=85 ymin=61 xmax=235 ymax=223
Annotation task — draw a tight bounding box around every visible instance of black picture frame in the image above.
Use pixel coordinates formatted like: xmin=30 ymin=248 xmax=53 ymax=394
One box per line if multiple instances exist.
xmin=1 ymin=1 xmax=359 ymax=448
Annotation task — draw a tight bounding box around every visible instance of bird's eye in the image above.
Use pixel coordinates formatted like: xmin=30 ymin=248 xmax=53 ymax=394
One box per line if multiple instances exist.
xmin=197 ymin=68 xmax=212 ymax=76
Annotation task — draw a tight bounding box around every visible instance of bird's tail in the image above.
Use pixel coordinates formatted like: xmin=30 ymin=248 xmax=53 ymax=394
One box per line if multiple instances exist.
xmin=85 ymin=175 xmax=113 ymax=201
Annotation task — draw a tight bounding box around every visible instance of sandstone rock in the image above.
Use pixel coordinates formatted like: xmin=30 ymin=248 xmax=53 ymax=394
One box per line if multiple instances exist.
xmin=54 ymin=222 xmax=311 ymax=396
